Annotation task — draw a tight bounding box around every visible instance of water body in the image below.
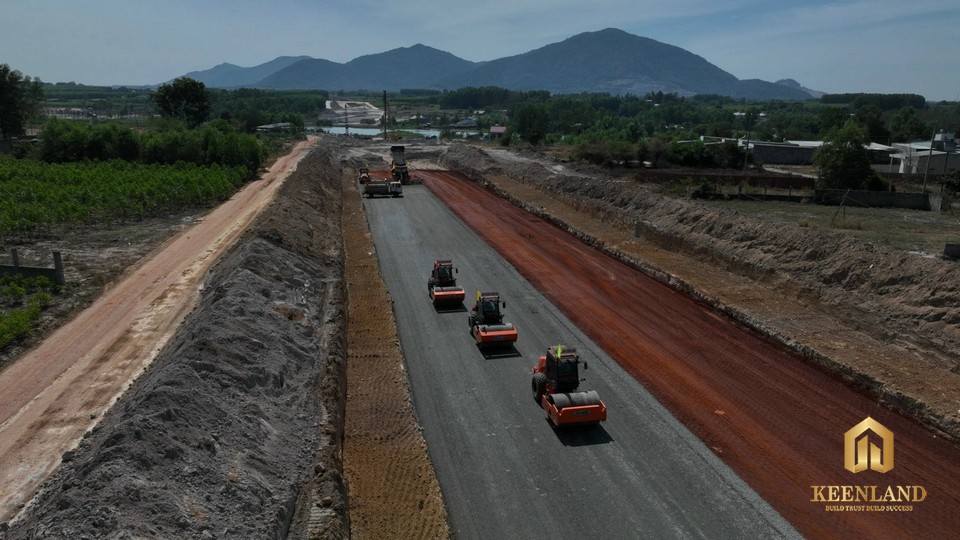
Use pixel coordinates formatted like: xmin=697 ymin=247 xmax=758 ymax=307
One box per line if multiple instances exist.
xmin=320 ymin=126 xmax=443 ymax=138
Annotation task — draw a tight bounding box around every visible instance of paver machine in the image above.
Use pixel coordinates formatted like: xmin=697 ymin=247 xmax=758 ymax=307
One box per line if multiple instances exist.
xmin=468 ymin=290 xmax=518 ymax=348
xmin=531 ymin=345 xmax=606 ymax=427
xmin=427 ymin=259 xmax=465 ymax=307
xmin=390 ymin=145 xmax=410 ymax=184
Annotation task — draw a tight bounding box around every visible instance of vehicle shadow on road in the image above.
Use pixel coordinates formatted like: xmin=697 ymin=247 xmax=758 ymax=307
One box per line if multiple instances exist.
xmin=478 ymin=345 xmax=522 ymax=360
xmin=550 ymin=421 xmax=614 ymax=447
xmin=432 ymin=303 xmax=467 ymax=314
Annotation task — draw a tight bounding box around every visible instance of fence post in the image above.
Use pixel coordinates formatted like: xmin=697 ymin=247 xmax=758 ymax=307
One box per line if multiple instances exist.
xmin=53 ymin=252 xmax=65 ymax=285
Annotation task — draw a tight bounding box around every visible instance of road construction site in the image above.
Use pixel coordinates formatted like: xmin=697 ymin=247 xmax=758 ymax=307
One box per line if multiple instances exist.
xmin=359 ymin=168 xmax=794 ymax=538
xmin=1 ymin=136 xmax=959 ymax=538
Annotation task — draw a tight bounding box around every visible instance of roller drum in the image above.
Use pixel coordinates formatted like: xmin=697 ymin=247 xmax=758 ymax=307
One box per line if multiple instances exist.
xmin=548 ymin=390 xmax=601 ymax=410
xmin=478 ymin=323 xmax=514 ymax=332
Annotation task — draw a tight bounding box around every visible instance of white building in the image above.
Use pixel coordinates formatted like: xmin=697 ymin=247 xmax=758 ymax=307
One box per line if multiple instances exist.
xmin=891 ymin=132 xmax=959 ymax=174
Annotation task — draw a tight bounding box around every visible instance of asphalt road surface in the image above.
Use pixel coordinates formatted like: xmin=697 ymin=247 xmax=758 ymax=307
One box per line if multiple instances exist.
xmin=361 ymin=181 xmax=799 ymax=539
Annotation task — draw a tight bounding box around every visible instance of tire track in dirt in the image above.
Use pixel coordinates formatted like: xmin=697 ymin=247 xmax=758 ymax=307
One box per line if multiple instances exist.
xmin=341 ymin=169 xmax=449 ymax=539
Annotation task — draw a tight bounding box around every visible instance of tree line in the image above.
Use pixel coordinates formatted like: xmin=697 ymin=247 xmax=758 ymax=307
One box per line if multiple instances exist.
xmin=34 ymin=118 xmax=263 ymax=175
xmin=406 ymin=86 xmax=957 ymax=149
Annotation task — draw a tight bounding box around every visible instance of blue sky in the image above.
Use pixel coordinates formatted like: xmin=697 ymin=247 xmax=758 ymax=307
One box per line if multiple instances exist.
xmin=2 ymin=0 xmax=958 ymax=100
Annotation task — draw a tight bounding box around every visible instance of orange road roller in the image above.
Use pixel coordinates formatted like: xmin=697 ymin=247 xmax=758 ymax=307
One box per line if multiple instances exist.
xmin=531 ymin=345 xmax=606 ymax=427
xmin=428 ymin=259 xmax=465 ymax=307
xmin=468 ymin=290 xmax=518 ymax=348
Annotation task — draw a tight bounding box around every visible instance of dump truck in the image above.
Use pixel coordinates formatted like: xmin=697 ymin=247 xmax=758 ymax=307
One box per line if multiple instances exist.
xmin=357 ymin=167 xmax=371 ymax=184
xmin=531 ymin=345 xmax=606 ymax=427
xmin=428 ymin=259 xmax=465 ymax=307
xmin=468 ymin=290 xmax=518 ymax=348
xmin=363 ymin=178 xmax=402 ymax=198
xmin=390 ymin=145 xmax=410 ymax=184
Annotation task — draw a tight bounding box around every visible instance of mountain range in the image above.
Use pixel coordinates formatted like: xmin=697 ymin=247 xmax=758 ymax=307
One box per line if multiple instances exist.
xmin=180 ymin=28 xmax=815 ymax=100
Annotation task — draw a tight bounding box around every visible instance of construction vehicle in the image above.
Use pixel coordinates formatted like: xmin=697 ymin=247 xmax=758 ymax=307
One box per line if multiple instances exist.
xmin=468 ymin=290 xmax=518 ymax=348
xmin=363 ymin=177 xmax=402 ymax=198
xmin=427 ymin=259 xmax=465 ymax=307
xmin=390 ymin=145 xmax=410 ymax=184
xmin=357 ymin=166 xmax=371 ymax=184
xmin=531 ymin=345 xmax=606 ymax=427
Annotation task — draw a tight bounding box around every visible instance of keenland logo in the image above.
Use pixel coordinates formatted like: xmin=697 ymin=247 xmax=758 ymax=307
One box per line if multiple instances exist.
xmin=845 ymin=416 xmax=893 ymax=473
xmin=811 ymin=417 xmax=926 ymax=512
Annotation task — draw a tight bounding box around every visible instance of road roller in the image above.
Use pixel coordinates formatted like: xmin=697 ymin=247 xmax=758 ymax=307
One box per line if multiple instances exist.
xmin=427 ymin=259 xmax=465 ymax=307
xmin=468 ymin=290 xmax=518 ymax=348
xmin=531 ymin=345 xmax=606 ymax=427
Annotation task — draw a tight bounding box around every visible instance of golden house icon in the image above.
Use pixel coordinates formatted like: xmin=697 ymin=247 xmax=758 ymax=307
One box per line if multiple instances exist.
xmin=844 ymin=417 xmax=894 ymax=473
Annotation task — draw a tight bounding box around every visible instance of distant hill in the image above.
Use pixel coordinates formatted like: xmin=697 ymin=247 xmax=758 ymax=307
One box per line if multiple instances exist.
xmin=775 ymin=78 xmax=825 ymax=99
xmin=183 ymin=56 xmax=311 ymax=88
xmin=221 ymin=45 xmax=476 ymax=92
xmin=178 ymin=29 xmax=815 ymax=100
xmin=254 ymin=58 xmax=355 ymax=91
xmin=435 ymin=29 xmax=808 ymax=99
xmin=343 ymin=44 xmax=477 ymax=90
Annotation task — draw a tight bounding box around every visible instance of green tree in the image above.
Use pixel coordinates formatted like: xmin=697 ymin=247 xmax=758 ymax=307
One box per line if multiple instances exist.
xmin=150 ymin=77 xmax=211 ymax=128
xmin=818 ymin=106 xmax=848 ymax=135
xmin=813 ymin=120 xmax=873 ymax=190
xmin=0 ymin=64 xmax=43 ymax=141
xmin=853 ymin=104 xmax=890 ymax=143
xmin=647 ymin=135 xmax=672 ymax=168
xmin=889 ymin=106 xmax=929 ymax=142
xmin=669 ymin=140 xmax=716 ymax=167
xmin=510 ymin=102 xmax=549 ymax=145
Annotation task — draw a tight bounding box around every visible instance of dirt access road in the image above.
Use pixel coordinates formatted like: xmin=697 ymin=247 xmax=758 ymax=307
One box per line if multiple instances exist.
xmin=0 ymin=139 xmax=315 ymax=522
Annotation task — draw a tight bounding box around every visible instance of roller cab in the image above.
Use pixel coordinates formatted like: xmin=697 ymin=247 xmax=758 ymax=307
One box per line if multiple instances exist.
xmin=531 ymin=346 xmax=606 ymax=426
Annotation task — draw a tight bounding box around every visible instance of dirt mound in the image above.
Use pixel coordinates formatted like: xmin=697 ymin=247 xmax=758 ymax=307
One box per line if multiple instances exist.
xmin=438 ymin=143 xmax=960 ymax=435
xmin=4 ymin=143 xmax=349 ymax=538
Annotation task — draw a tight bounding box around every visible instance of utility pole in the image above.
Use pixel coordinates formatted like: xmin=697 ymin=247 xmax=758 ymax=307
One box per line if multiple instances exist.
xmin=742 ymin=111 xmax=754 ymax=171
xmin=922 ymin=126 xmax=936 ymax=193
xmin=382 ymin=90 xmax=388 ymax=140
xmin=940 ymin=135 xmax=953 ymax=197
